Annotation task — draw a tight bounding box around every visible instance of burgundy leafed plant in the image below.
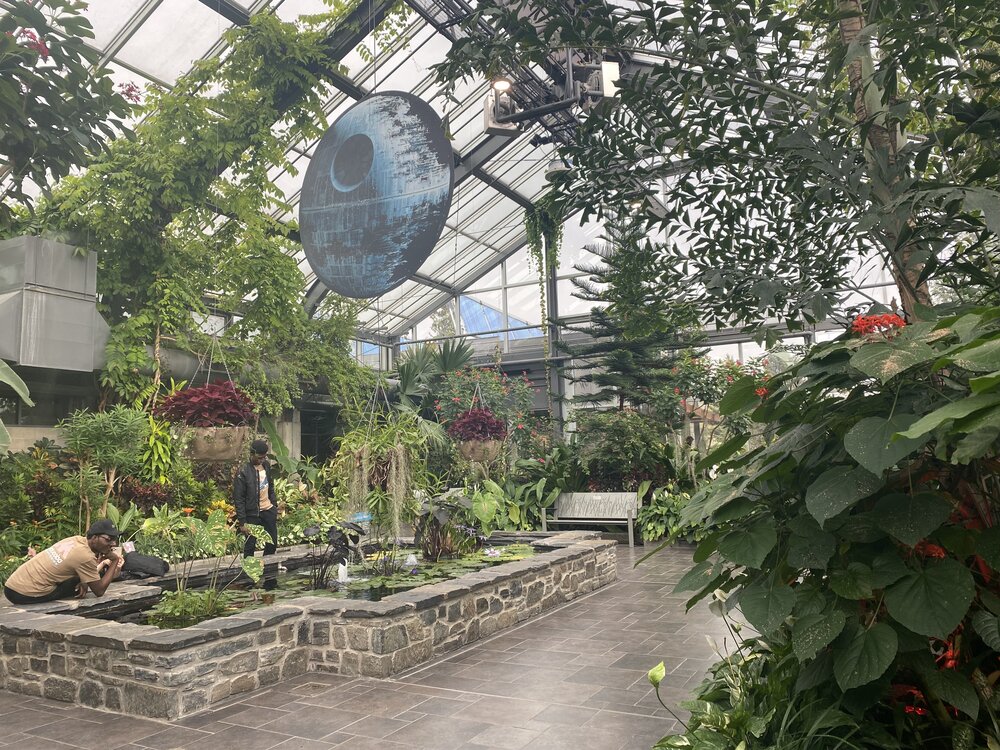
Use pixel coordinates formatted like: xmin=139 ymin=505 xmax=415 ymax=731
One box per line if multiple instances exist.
xmin=154 ymin=380 xmax=256 ymax=427
xmin=447 ymin=408 xmax=507 ymax=442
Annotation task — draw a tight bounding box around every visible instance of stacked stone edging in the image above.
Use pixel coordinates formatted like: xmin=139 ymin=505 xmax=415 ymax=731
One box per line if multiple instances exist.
xmin=0 ymin=533 xmax=616 ymax=719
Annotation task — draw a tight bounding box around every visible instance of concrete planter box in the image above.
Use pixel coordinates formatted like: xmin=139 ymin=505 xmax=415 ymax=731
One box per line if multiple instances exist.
xmin=0 ymin=532 xmax=617 ymax=720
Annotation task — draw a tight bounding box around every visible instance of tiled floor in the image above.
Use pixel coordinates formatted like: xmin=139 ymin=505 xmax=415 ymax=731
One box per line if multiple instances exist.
xmin=0 ymin=545 xmax=731 ymax=750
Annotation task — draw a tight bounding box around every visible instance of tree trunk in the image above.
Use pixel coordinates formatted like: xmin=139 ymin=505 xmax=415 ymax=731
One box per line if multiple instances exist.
xmin=837 ymin=0 xmax=932 ymax=318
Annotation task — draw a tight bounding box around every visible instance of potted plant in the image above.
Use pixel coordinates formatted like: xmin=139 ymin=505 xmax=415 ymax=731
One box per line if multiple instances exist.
xmin=154 ymin=380 xmax=256 ymax=461
xmin=448 ymin=408 xmax=506 ymax=463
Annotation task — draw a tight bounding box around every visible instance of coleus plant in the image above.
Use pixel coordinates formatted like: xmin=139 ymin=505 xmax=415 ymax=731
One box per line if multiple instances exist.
xmin=154 ymin=380 xmax=256 ymax=427
xmin=447 ymin=408 xmax=507 ymax=442
xmin=670 ymin=307 xmax=1000 ymax=747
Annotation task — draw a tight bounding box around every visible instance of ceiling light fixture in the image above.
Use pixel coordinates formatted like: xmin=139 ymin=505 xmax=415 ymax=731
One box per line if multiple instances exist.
xmin=491 ymin=76 xmax=513 ymax=93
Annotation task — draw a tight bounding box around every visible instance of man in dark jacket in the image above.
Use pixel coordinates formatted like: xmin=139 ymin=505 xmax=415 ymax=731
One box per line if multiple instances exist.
xmin=233 ymin=439 xmax=278 ymax=558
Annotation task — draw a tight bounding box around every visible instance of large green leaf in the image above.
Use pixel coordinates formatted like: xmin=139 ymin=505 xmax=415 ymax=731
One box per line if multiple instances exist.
xmin=897 ymin=393 xmax=1000 ymax=441
xmin=885 ymin=559 xmax=975 ymax=638
xmin=972 ymin=610 xmax=1000 ymax=651
xmin=740 ymin=576 xmax=795 ymax=635
xmin=787 ymin=515 xmax=836 ymax=569
xmin=843 ymin=415 xmax=924 ymax=474
xmin=805 ymin=466 xmax=882 ymax=526
xmin=673 ymin=560 xmax=717 ymax=594
xmin=830 ymin=563 xmax=873 ymax=600
xmin=833 ymin=622 xmax=898 ymax=691
xmin=952 ymin=426 xmax=1000 ymax=464
xmin=792 ymin=610 xmax=845 ymax=662
xmin=871 ymin=551 xmax=910 ymax=588
xmin=948 ymin=337 xmax=1000 ymax=373
xmin=696 ymin=433 xmax=751 ymax=472
xmin=850 ymin=340 xmax=936 ymax=383
xmin=0 ymin=360 xmax=33 ymax=405
xmin=870 ymin=492 xmax=953 ymax=546
xmin=718 ymin=519 xmax=776 ymax=568
xmin=719 ymin=376 xmax=762 ymax=416
xmin=970 ymin=370 xmax=1000 ymax=394
xmin=925 ymin=670 xmax=979 ymax=720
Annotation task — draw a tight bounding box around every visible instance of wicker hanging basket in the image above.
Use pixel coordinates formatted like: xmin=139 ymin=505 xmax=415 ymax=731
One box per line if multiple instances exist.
xmin=180 ymin=425 xmax=251 ymax=462
xmin=457 ymin=439 xmax=503 ymax=463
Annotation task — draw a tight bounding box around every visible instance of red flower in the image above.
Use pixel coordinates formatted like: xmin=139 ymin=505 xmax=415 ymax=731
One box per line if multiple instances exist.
xmin=755 ymin=387 xmax=769 ymax=397
xmin=673 ymin=387 xmax=680 ymax=394
xmin=118 ymin=82 xmax=142 ymax=103
xmin=451 ymin=397 xmax=462 ymax=403
xmin=851 ymin=313 xmax=906 ymax=336
xmin=16 ymin=29 xmax=49 ymax=59
xmin=914 ymin=540 xmax=947 ymax=559
xmin=726 ymin=376 xmax=734 ymax=383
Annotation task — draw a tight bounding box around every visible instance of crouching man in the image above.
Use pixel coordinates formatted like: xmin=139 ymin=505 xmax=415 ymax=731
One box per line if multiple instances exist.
xmin=2 ymin=519 xmax=123 ymax=605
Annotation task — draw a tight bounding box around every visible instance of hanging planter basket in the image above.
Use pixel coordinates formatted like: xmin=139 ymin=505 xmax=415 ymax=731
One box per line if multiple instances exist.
xmin=180 ymin=425 xmax=251 ymax=462
xmin=457 ymin=438 xmax=503 ymax=463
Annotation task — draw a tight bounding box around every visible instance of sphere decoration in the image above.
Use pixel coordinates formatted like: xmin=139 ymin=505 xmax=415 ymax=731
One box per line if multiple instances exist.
xmin=299 ymin=92 xmax=455 ymax=299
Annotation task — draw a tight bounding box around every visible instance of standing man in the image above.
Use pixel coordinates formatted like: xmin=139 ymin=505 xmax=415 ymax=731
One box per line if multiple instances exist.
xmin=3 ymin=520 xmax=122 ymax=604
xmin=233 ymin=438 xmax=278 ymax=558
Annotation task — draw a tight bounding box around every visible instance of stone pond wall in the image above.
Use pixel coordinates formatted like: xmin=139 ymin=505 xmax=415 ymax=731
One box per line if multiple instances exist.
xmin=0 ymin=533 xmax=616 ymax=719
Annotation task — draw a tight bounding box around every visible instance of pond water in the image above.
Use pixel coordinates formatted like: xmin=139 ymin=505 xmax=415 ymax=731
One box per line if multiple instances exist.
xmin=90 ymin=544 xmax=535 ymax=628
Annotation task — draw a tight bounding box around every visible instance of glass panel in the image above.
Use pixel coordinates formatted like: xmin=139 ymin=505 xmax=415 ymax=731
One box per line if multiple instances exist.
xmin=83 ymin=0 xmax=147 ymax=50
xmin=116 ymin=0 xmax=230 ymax=84
xmin=460 ymin=290 xmax=504 ymax=335
xmin=504 ymin=248 xmax=536 ymax=285
xmin=273 ymin=0 xmax=332 ymax=22
xmin=466 ymin=265 xmax=502 ymax=291
xmin=505 ymin=283 xmax=541 ymax=328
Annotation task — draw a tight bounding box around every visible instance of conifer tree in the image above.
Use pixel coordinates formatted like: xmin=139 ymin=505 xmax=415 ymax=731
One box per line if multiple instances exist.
xmin=557 ymin=219 xmax=698 ymax=412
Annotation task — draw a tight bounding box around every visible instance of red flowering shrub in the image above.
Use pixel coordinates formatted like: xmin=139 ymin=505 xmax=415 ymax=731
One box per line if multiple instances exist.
xmin=447 ymin=408 xmax=507 ymax=441
xmin=12 ymin=29 xmax=49 ymax=59
xmin=851 ymin=313 xmax=906 ymax=336
xmin=154 ymin=380 xmax=256 ymax=427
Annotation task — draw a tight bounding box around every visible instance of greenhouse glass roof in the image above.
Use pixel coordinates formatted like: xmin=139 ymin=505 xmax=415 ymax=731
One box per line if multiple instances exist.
xmin=20 ymin=0 xmax=581 ymax=341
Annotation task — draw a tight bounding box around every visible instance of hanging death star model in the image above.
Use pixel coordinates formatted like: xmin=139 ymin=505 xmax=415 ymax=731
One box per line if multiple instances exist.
xmin=299 ymin=91 xmax=455 ymax=299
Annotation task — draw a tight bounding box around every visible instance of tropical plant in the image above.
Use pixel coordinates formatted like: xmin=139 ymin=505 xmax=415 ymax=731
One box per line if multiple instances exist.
xmin=300 ymin=521 xmax=364 ymax=590
xmin=140 ymin=415 xmax=174 ymax=485
xmin=332 ymin=408 xmax=432 ymax=567
xmin=13 ymin=7 xmax=372 ymax=418
xmin=573 ymin=409 xmax=675 ymax=491
xmin=394 ymin=338 xmax=474 ymax=411
xmin=648 ymin=633 xmax=897 ymax=749
xmin=413 ymin=490 xmax=484 ymax=561
xmin=0 ymin=360 xmax=33 ymax=453
xmin=667 ymin=307 xmax=1000 ymax=747
xmin=154 ymin=380 xmax=256 ymax=427
xmin=636 ymin=484 xmax=697 ymax=544
xmin=58 ymin=405 xmax=149 ymax=525
xmin=0 ymin=0 xmax=133 ymax=229
xmin=139 ymin=506 xmax=267 ymax=627
xmin=433 ymin=0 xmax=1000 ymax=334
xmin=447 ymin=408 xmax=507 ymax=442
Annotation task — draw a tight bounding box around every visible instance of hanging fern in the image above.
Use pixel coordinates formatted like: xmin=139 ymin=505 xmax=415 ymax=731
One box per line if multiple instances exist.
xmin=523 ymin=195 xmax=564 ymax=424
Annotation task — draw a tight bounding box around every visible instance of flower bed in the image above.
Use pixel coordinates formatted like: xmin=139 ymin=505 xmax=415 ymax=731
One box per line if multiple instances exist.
xmin=0 ymin=531 xmax=616 ymax=719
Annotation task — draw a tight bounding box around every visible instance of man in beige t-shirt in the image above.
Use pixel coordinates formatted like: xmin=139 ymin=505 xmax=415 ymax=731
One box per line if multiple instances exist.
xmin=3 ymin=519 xmax=122 ymax=605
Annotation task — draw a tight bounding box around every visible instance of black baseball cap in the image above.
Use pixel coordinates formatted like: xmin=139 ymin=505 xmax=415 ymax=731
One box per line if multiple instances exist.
xmin=86 ymin=519 xmax=120 ymax=539
xmin=251 ymin=439 xmax=269 ymax=455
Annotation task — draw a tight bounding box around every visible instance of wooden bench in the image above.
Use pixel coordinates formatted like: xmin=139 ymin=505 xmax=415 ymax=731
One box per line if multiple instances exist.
xmin=541 ymin=492 xmax=640 ymax=547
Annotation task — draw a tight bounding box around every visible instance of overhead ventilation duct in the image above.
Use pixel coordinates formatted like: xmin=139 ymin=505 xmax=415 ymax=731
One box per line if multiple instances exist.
xmin=0 ymin=236 xmax=110 ymax=372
